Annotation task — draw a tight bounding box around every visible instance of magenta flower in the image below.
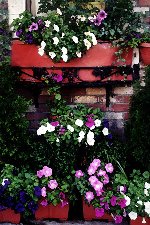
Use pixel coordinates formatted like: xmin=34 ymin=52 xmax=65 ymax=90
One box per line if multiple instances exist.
xmin=114 ymin=215 xmax=123 ymax=224
xmin=42 ymin=166 xmax=52 ymax=177
xmin=53 ymin=74 xmax=63 ymax=82
xmin=105 ymin=163 xmax=114 ymax=173
xmin=37 ymin=169 xmax=43 ymax=178
xmin=87 ymin=165 xmax=97 ymax=175
xmin=48 ymin=179 xmax=58 ymax=189
xmin=85 ymin=117 xmax=95 ymax=128
xmin=98 ymin=10 xmax=107 ymax=20
xmin=97 ymin=169 xmax=106 ymax=177
xmin=85 ymin=191 xmax=94 ymax=203
xmin=41 ymin=187 xmax=46 ymax=197
xmin=29 ymin=22 xmax=38 ymax=32
xmin=75 ymin=170 xmax=84 ymax=178
xmin=50 ymin=121 xmax=59 ymax=127
xmin=95 ymin=208 xmax=104 ymax=217
xmin=40 ymin=199 xmax=48 ymax=206
xmin=61 ymin=199 xmax=69 ymax=207
xmin=59 ymin=127 xmax=66 ymax=135
xmin=110 ymin=196 xmax=117 ymax=206
xmin=118 ymin=198 xmax=127 ymax=209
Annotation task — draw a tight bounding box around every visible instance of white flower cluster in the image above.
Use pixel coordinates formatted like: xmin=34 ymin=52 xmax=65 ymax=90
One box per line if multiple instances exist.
xmin=128 ymin=182 xmax=150 ymax=221
xmin=37 ymin=118 xmax=110 ymax=147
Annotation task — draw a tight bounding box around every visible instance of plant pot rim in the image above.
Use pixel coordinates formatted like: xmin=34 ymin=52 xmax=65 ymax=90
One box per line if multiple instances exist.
xmin=140 ymin=42 xmax=150 ymax=48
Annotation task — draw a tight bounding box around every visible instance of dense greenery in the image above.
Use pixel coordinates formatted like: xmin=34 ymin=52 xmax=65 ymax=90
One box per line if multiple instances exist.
xmin=126 ymin=66 xmax=150 ymax=171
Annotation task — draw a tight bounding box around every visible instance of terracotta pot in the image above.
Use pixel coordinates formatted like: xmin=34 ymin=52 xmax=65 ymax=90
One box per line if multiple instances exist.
xmin=11 ymin=40 xmax=133 ymax=82
xmin=82 ymin=200 xmax=113 ymax=222
xmin=139 ymin=42 xmax=150 ymax=65
xmin=130 ymin=216 xmax=150 ymax=225
xmin=0 ymin=208 xmax=21 ymax=224
xmin=35 ymin=203 xmax=69 ymax=221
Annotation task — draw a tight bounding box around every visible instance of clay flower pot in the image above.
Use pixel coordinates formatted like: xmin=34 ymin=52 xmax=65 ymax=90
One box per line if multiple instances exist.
xmin=0 ymin=208 xmax=21 ymax=224
xmin=82 ymin=200 xmax=113 ymax=222
xmin=11 ymin=40 xmax=133 ymax=82
xmin=130 ymin=216 xmax=150 ymax=225
xmin=139 ymin=42 xmax=150 ymax=65
xmin=35 ymin=202 xmax=69 ymax=221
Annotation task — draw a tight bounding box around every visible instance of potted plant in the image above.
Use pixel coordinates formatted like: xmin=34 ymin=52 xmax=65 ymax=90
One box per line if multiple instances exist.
xmin=74 ymin=158 xmax=129 ymax=223
xmin=126 ymin=169 xmax=150 ymax=225
xmin=11 ymin=0 xmax=138 ymax=76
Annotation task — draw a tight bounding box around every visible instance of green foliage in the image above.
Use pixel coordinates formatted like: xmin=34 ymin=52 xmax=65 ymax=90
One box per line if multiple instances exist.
xmin=0 ymin=66 xmax=31 ymax=166
xmin=125 ymin=66 xmax=150 ymax=171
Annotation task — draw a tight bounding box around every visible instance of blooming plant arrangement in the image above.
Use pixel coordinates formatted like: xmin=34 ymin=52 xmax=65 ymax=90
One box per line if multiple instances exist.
xmin=0 ymin=164 xmax=74 ymax=218
xmin=127 ymin=170 xmax=150 ymax=223
xmin=74 ymin=158 xmax=129 ymax=223
xmin=12 ymin=7 xmax=107 ymax=62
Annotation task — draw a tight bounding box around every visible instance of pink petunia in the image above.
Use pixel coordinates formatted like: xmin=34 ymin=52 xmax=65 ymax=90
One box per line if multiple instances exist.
xmin=91 ymin=159 xmax=101 ymax=168
xmin=41 ymin=187 xmax=47 ymax=197
xmin=85 ymin=117 xmax=95 ymax=128
xmin=110 ymin=196 xmax=117 ymax=206
xmin=117 ymin=198 xmax=127 ymax=209
xmin=42 ymin=166 xmax=52 ymax=177
xmin=103 ymin=174 xmax=109 ymax=184
xmin=105 ymin=163 xmax=114 ymax=173
xmin=89 ymin=176 xmax=98 ymax=186
xmin=48 ymin=179 xmax=58 ymax=189
xmin=85 ymin=191 xmax=94 ymax=203
xmin=87 ymin=165 xmax=97 ymax=175
xmin=93 ymin=181 xmax=103 ymax=192
xmin=50 ymin=121 xmax=59 ymax=127
xmin=37 ymin=169 xmax=44 ymax=178
xmin=75 ymin=170 xmax=84 ymax=178
xmin=114 ymin=215 xmax=123 ymax=224
xmin=97 ymin=169 xmax=106 ymax=177
xmin=53 ymin=74 xmax=63 ymax=82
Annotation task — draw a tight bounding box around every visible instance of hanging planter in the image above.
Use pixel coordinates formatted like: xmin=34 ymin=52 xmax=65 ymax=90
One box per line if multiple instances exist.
xmin=130 ymin=216 xmax=150 ymax=225
xmin=139 ymin=43 xmax=150 ymax=65
xmin=82 ymin=200 xmax=113 ymax=222
xmin=0 ymin=208 xmax=21 ymax=224
xmin=35 ymin=202 xmax=69 ymax=221
xmin=11 ymin=40 xmax=133 ymax=82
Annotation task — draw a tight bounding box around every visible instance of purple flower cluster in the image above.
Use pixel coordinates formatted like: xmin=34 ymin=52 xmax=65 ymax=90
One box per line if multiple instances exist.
xmin=89 ymin=10 xmax=107 ymax=27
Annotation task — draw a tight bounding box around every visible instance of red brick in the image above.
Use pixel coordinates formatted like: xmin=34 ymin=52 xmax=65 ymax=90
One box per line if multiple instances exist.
xmin=110 ymin=95 xmax=131 ymax=103
xmin=37 ymin=104 xmax=50 ymax=113
xmin=110 ymin=104 xmax=129 ymax=112
xmin=123 ymin=112 xmax=129 ymax=120
xmin=61 ymin=87 xmax=86 ymax=96
xmin=38 ymin=95 xmax=51 ymax=104
xmin=138 ymin=0 xmax=150 ymax=6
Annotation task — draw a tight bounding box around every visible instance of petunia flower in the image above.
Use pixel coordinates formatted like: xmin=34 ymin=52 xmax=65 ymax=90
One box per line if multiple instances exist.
xmin=48 ymin=179 xmax=58 ymax=189
xmin=75 ymin=170 xmax=84 ymax=178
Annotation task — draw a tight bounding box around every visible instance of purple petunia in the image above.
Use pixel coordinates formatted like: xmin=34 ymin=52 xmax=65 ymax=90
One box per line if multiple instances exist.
xmin=29 ymin=22 xmax=38 ymax=32
xmin=15 ymin=202 xmax=25 ymax=213
xmin=110 ymin=195 xmax=117 ymax=206
xmin=95 ymin=208 xmax=105 ymax=217
xmin=114 ymin=215 xmax=123 ymax=224
xmin=34 ymin=186 xmax=41 ymax=197
xmin=53 ymin=74 xmax=63 ymax=82
xmin=28 ymin=200 xmax=38 ymax=214
xmin=16 ymin=29 xmax=23 ymax=37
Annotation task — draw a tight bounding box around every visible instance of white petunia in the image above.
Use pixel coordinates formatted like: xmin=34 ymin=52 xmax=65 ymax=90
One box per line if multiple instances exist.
xmin=52 ymin=37 xmax=59 ymax=45
xmin=145 ymin=182 xmax=150 ymax=189
xmin=2 ymin=179 xmax=8 ymax=186
xmin=37 ymin=125 xmax=47 ymax=135
xmin=56 ymin=8 xmax=62 ymax=15
xmin=144 ymin=188 xmax=149 ymax=196
xmin=76 ymin=52 xmax=82 ymax=58
xmin=102 ymin=127 xmax=109 ymax=136
xmin=83 ymin=39 xmax=92 ymax=50
xmin=53 ymin=24 xmax=59 ymax=32
xmin=61 ymin=33 xmax=65 ymax=38
xmin=56 ymin=138 xmax=60 ymax=142
xmin=45 ymin=20 xmax=51 ymax=27
xmin=41 ymin=41 xmax=46 ymax=49
xmin=123 ymin=194 xmax=131 ymax=206
xmin=77 ymin=137 xmax=83 ymax=143
xmin=142 ymin=218 xmax=146 ymax=224
xmin=95 ymin=119 xmax=101 ymax=127
xmin=77 ymin=15 xmax=86 ymax=21
xmin=128 ymin=212 xmax=137 ymax=220
xmin=87 ymin=130 xmax=94 ymax=140
xmin=46 ymin=122 xmax=55 ymax=132
xmin=49 ymin=52 xmax=56 ymax=59
xmin=72 ymin=36 xmax=78 ymax=43
xmin=61 ymin=54 xmax=68 ymax=62
xmin=144 ymin=202 xmax=150 ymax=215
xmin=92 ymin=36 xmax=97 ymax=45
xmin=38 ymin=47 xmax=44 ymax=56
xmin=61 ymin=47 xmax=68 ymax=54
xmin=90 ymin=125 xmax=95 ymax=130
xmin=67 ymin=125 xmax=74 ymax=132
xmin=137 ymin=200 xmax=143 ymax=205
xmin=75 ymin=119 xmax=83 ymax=127
xmin=87 ymin=138 xmax=95 ymax=146
xmin=79 ymin=131 xmax=85 ymax=138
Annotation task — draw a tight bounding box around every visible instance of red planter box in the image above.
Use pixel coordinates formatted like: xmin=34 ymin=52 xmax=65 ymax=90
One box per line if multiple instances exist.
xmin=11 ymin=40 xmax=133 ymax=82
xmin=0 ymin=209 xmax=20 ymax=224
xmin=35 ymin=203 xmax=69 ymax=221
xmin=82 ymin=200 xmax=113 ymax=222
xmin=139 ymin=43 xmax=150 ymax=65
xmin=130 ymin=216 xmax=150 ymax=225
